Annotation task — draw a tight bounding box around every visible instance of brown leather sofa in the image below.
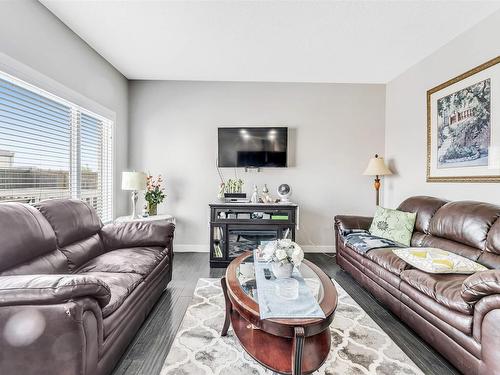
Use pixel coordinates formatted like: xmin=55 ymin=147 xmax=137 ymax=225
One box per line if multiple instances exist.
xmin=0 ymin=199 xmax=175 ymax=375
xmin=335 ymin=196 xmax=500 ymax=375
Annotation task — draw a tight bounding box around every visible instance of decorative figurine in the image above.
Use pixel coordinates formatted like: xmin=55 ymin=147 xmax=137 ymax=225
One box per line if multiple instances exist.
xmin=217 ymin=183 xmax=225 ymax=200
xmin=262 ymin=184 xmax=272 ymax=203
xmin=250 ymin=184 xmax=259 ymax=203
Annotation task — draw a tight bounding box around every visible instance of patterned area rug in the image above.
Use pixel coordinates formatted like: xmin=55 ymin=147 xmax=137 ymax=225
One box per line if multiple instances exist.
xmin=161 ymin=278 xmax=424 ymax=375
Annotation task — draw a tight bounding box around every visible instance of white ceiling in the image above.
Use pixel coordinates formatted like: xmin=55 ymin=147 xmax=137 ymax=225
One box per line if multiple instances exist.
xmin=40 ymin=0 xmax=500 ymax=83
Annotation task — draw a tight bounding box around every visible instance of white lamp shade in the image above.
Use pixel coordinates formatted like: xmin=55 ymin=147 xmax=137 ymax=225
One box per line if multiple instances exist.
xmin=363 ymin=156 xmax=392 ymax=176
xmin=121 ymin=171 xmax=147 ymax=191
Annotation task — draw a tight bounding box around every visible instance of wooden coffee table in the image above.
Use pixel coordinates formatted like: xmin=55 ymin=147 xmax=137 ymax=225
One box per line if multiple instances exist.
xmin=221 ymin=252 xmax=338 ymax=375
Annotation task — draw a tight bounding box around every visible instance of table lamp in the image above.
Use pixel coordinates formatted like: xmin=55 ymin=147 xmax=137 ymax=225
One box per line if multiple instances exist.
xmin=122 ymin=171 xmax=147 ymax=219
xmin=363 ymin=154 xmax=392 ymax=206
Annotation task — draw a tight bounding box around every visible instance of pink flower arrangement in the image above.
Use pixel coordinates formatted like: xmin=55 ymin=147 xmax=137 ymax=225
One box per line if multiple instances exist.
xmin=145 ymin=174 xmax=166 ymax=205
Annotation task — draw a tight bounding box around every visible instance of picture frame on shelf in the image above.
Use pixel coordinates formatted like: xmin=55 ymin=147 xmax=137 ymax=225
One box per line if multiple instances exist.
xmin=427 ymin=56 xmax=500 ymax=182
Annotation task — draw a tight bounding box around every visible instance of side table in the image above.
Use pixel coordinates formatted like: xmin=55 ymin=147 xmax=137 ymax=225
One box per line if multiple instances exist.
xmin=114 ymin=214 xmax=176 ymax=225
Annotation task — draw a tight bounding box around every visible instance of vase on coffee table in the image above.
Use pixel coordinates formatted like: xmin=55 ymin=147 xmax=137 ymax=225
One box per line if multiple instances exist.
xmin=272 ymin=262 xmax=293 ymax=278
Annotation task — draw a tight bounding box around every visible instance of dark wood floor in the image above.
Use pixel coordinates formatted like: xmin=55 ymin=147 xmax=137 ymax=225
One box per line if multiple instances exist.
xmin=112 ymin=252 xmax=460 ymax=375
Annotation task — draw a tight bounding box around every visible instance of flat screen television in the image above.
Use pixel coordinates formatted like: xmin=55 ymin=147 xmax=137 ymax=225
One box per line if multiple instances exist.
xmin=218 ymin=127 xmax=288 ymax=168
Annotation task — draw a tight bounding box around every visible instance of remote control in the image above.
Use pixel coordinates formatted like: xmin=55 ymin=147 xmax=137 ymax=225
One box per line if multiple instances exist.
xmin=263 ymin=268 xmax=272 ymax=280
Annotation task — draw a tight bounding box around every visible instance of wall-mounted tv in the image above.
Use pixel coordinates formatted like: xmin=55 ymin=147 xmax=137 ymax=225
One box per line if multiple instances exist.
xmin=218 ymin=127 xmax=288 ymax=168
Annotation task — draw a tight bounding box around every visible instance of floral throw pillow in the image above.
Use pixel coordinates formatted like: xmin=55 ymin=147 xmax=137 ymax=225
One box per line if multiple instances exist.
xmin=369 ymin=206 xmax=416 ymax=246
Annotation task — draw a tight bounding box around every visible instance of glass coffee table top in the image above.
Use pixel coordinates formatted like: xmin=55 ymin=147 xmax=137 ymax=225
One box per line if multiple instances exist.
xmin=236 ymin=254 xmax=325 ymax=304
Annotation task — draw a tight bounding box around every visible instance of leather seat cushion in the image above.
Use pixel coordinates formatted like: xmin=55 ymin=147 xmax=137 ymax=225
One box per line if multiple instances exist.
xmin=400 ymin=282 xmax=473 ymax=335
xmin=84 ymin=272 xmax=143 ymax=317
xmin=400 ymin=269 xmax=472 ymax=314
xmin=365 ymin=248 xmax=411 ymax=276
xmin=76 ymin=247 xmax=167 ymax=276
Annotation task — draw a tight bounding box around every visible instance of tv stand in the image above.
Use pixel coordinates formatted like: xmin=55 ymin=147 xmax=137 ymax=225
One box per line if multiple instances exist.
xmin=209 ymin=202 xmax=298 ymax=268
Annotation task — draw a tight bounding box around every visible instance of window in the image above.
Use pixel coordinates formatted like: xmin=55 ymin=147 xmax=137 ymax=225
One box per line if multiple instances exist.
xmin=0 ymin=72 xmax=113 ymax=221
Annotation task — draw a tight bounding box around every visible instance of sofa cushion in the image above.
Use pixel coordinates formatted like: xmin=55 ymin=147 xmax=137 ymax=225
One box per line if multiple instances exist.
xmin=76 ymin=247 xmax=166 ymax=276
xmin=397 ymin=196 xmax=448 ymax=234
xmin=101 ymin=221 xmax=175 ymax=251
xmin=486 ymin=217 xmax=500 ymax=255
xmin=416 ymin=234 xmax=482 ymax=262
xmin=0 ymin=250 xmax=68 ymax=276
xmin=0 ymin=203 xmax=58 ymax=273
xmin=365 ymin=248 xmax=410 ymax=276
xmin=400 ymin=269 xmax=472 ymax=314
xmin=429 ymin=201 xmax=500 ymax=251
xmin=483 ymin=216 xmax=500 ymax=269
xmin=83 ymin=272 xmax=143 ymax=317
xmin=400 ymin=284 xmax=473 ymax=335
xmin=362 ymin=251 xmax=404 ymax=290
xmin=60 ymin=234 xmax=105 ymax=271
xmin=36 ymin=198 xmax=103 ymax=247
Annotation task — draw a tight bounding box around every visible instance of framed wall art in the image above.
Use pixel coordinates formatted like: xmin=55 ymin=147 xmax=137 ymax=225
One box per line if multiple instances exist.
xmin=427 ymin=56 xmax=500 ymax=182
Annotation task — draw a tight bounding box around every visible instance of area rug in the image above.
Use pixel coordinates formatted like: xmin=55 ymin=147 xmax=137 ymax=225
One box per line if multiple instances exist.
xmin=161 ymin=278 xmax=424 ymax=375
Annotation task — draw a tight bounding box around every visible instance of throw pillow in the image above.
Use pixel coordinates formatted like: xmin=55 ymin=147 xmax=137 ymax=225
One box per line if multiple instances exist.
xmin=369 ymin=206 xmax=416 ymax=246
xmin=393 ymin=247 xmax=488 ymax=274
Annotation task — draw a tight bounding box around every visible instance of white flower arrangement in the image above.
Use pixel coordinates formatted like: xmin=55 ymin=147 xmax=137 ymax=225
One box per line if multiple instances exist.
xmin=261 ymin=239 xmax=304 ymax=267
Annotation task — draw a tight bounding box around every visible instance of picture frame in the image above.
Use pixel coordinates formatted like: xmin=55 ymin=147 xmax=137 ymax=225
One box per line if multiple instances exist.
xmin=427 ymin=56 xmax=500 ymax=182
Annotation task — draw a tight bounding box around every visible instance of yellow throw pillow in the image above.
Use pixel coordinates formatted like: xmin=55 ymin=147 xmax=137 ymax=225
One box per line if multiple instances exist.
xmin=393 ymin=247 xmax=488 ymax=274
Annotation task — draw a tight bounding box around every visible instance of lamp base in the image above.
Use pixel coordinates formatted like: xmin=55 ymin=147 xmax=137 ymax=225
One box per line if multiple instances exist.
xmin=374 ymin=176 xmax=381 ymax=206
xmin=130 ymin=190 xmax=140 ymax=219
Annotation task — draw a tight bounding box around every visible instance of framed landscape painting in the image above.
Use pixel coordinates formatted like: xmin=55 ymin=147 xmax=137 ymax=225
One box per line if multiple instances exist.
xmin=427 ymin=56 xmax=500 ymax=182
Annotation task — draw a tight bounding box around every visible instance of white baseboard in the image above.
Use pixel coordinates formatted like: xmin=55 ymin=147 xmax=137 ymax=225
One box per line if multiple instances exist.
xmin=174 ymin=244 xmax=208 ymax=252
xmin=301 ymin=245 xmax=336 ymax=253
xmin=174 ymin=244 xmax=336 ymax=253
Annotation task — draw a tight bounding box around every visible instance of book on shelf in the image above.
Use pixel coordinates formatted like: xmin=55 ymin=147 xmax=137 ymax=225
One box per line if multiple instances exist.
xmin=271 ymin=214 xmax=288 ymax=220
xmin=213 ymin=242 xmax=223 ymax=258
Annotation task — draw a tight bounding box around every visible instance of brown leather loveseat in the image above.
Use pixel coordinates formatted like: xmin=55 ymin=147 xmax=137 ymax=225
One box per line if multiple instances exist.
xmin=0 ymin=199 xmax=175 ymax=375
xmin=335 ymin=196 xmax=500 ymax=375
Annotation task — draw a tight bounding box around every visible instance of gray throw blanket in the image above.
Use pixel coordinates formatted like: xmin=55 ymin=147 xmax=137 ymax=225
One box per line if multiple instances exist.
xmin=343 ymin=230 xmax=404 ymax=255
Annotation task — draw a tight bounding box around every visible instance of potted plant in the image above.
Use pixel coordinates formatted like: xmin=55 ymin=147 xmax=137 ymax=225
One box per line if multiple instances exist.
xmin=145 ymin=174 xmax=165 ymax=216
xmin=261 ymin=239 xmax=304 ymax=278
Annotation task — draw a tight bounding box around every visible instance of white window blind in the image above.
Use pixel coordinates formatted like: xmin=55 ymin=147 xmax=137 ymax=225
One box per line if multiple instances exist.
xmin=0 ymin=72 xmax=113 ymax=222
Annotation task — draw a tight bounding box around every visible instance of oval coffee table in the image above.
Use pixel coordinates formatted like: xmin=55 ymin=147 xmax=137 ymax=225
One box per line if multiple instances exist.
xmin=221 ymin=252 xmax=338 ymax=375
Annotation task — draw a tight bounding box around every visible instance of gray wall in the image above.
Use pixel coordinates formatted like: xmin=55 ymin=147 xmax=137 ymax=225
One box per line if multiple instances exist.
xmin=129 ymin=81 xmax=386 ymax=252
xmin=385 ymin=9 xmax=500 ymax=208
xmin=0 ymin=0 xmax=129 ymax=216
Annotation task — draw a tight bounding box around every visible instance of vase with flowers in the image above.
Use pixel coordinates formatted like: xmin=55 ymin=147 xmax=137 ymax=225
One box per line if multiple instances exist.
xmin=261 ymin=239 xmax=304 ymax=279
xmin=145 ymin=174 xmax=165 ymax=216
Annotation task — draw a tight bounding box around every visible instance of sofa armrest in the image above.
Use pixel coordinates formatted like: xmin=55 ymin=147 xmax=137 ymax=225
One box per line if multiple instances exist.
xmin=0 ymin=274 xmax=110 ymax=308
xmin=101 ymin=221 xmax=175 ymax=251
xmin=462 ymin=270 xmax=500 ymax=304
xmin=334 ymin=215 xmax=373 ymax=236
xmin=0 ymin=298 xmax=103 ymax=375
